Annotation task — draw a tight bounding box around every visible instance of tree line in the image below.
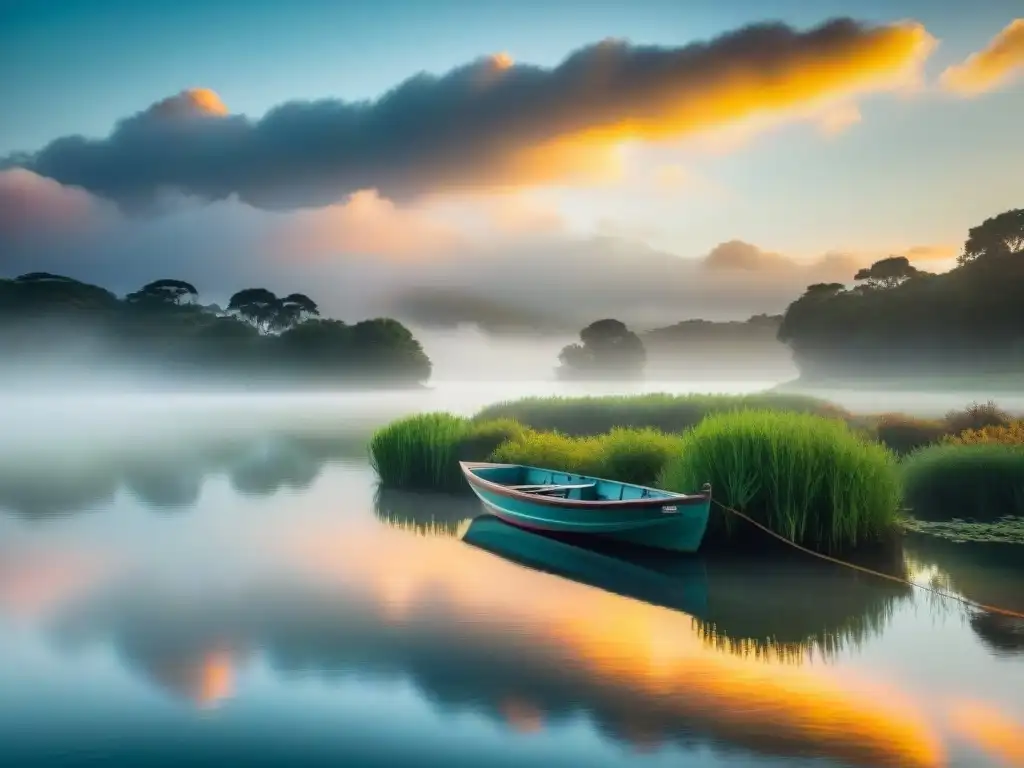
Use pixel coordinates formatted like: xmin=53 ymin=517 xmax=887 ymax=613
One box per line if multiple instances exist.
xmin=777 ymin=208 xmax=1024 ymax=381
xmin=0 ymin=273 xmax=432 ymax=387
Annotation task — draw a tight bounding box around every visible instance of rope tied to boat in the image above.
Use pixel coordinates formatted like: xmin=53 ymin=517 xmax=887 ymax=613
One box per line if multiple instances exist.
xmin=709 ymin=498 xmax=1024 ymax=621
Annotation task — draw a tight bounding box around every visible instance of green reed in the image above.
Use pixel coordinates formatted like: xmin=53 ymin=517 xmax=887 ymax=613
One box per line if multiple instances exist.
xmin=369 ymin=413 xmax=526 ymax=492
xmin=473 ymin=392 xmax=849 ymax=437
xmin=489 ymin=426 xmax=685 ymax=487
xmin=657 ymin=410 xmax=901 ymax=552
xmin=902 ymin=443 xmax=1024 ymax=521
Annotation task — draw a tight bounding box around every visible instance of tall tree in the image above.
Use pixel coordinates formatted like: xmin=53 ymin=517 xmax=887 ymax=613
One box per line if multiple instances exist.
xmin=853 ymin=256 xmax=927 ymax=290
xmin=227 ymin=288 xmax=282 ymax=334
xmin=271 ymin=293 xmax=320 ymax=332
xmin=126 ymin=279 xmax=199 ymax=307
xmin=958 ymin=208 xmax=1024 ymax=265
xmin=557 ymin=319 xmax=646 ymax=380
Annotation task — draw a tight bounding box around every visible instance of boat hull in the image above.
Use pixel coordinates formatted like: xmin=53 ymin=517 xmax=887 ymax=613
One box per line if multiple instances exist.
xmin=461 ymin=463 xmax=711 ymax=554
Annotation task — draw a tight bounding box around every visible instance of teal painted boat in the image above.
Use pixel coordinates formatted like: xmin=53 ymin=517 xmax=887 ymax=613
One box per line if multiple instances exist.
xmin=459 ymin=461 xmax=712 ymax=553
xmin=462 ymin=515 xmax=709 ymax=615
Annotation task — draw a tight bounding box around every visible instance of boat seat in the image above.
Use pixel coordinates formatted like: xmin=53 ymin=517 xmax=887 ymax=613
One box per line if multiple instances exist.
xmin=511 ymin=483 xmax=596 ymax=495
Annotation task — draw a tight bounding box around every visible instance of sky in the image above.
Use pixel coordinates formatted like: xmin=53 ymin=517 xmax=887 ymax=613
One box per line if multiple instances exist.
xmin=1 ymin=0 xmax=1022 ymax=327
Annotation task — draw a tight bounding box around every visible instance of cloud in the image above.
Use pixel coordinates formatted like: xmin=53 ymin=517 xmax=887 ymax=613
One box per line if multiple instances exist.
xmin=0 ymin=168 xmax=113 ymax=245
xmin=940 ymin=20 xmax=1024 ymax=95
xmin=0 ymin=169 xmax=951 ymax=331
xmin=6 ymin=18 xmax=935 ymax=212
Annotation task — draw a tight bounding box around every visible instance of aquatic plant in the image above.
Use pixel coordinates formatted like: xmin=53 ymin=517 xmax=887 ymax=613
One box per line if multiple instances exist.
xmin=368 ymin=412 xmax=469 ymax=491
xmin=456 ymin=418 xmax=526 ymax=461
xmin=657 ymin=410 xmax=901 ymax=552
xmin=491 ymin=427 xmax=684 ymax=487
xmin=902 ymin=516 xmax=1024 ymax=545
xmin=902 ymin=444 xmax=1024 ymax=521
xmin=593 ymin=427 xmax=685 ymax=486
xmin=369 ymin=414 xmax=525 ymax=492
xmin=491 ymin=430 xmax=605 ymax=477
xmin=473 ymin=392 xmax=849 ymax=437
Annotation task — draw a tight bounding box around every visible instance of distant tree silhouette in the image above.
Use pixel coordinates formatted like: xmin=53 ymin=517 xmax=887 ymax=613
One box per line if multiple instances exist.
xmin=0 ymin=275 xmax=431 ymax=388
xmin=778 ymin=208 xmax=1024 ymax=381
xmin=853 ymin=256 xmax=930 ymax=290
xmin=126 ymin=279 xmax=199 ymax=307
xmin=958 ymin=208 xmax=1024 ymax=265
xmin=227 ymin=288 xmax=320 ymax=334
xmin=557 ymin=319 xmax=646 ymax=380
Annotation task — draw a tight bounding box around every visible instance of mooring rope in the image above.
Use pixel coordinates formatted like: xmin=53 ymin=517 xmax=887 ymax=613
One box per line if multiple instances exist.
xmin=710 ymin=498 xmax=1024 ymax=621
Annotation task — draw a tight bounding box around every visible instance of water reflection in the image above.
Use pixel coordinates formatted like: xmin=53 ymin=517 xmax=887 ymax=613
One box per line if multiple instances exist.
xmin=460 ymin=516 xmax=910 ymax=664
xmin=0 ymin=410 xmax=1021 ymax=767
xmin=373 ymin=487 xmax=479 ymax=538
xmin=0 ymin=431 xmax=368 ymax=518
xmin=904 ymin=533 xmax=1024 ymax=657
xmin=40 ymin=532 xmax=945 ymax=768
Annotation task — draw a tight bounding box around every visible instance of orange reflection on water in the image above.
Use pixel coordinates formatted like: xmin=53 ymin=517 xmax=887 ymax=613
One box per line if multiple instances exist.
xmin=500 ymin=697 xmax=544 ymax=733
xmin=293 ymin=524 xmax=946 ymax=768
xmin=947 ymin=699 xmax=1024 ymax=767
xmin=195 ymin=648 xmax=235 ymax=708
xmin=0 ymin=549 xmax=112 ymax=620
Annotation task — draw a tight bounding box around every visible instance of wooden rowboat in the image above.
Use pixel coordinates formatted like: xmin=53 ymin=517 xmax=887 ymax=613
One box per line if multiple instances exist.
xmin=459 ymin=461 xmax=712 ymax=553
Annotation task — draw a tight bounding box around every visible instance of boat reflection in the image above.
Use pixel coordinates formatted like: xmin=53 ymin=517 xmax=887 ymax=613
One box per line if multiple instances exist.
xmin=460 ymin=515 xmax=910 ymax=663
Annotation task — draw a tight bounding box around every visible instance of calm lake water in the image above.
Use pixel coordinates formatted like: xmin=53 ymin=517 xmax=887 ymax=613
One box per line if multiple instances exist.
xmin=1 ymin=389 xmax=1022 ymax=768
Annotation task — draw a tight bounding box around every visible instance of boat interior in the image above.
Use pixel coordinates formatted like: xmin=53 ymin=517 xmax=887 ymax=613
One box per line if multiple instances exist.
xmin=468 ymin=463 xmax=673 ymax=501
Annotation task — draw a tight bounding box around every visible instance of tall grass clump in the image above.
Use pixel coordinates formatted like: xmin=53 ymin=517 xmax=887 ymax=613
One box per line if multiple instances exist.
xmin=369 ymin=414 xmax=524 ymax=491
xmin=474 ymin=392 xmax=849 ymax=437
xmin=657 ymin=410 xmax=901 ymax=552
xmin=491 ymin=431 xmax=604 ymax=477
xmin=369 ymin=412 xmax=469 ymax=491
xmin=597 ymin=428 xmax=685 ymax=486
xmin=902 ymin=444 xmax=1024 ymax=521
xmin=490 ymin=427 xmax=685 ymax=486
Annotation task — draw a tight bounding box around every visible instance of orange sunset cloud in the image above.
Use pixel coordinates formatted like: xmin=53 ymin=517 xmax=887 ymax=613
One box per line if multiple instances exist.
xmin=941 ymin=19 xmax=1024 ymax=95
xmin=8 ymin=18 xmax=937 ymax=211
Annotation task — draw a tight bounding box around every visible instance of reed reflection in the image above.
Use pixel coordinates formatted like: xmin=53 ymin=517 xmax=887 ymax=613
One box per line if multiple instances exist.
xmin=372 ymin=487 xmax=480 ymax=538
xmin=35 ymin=511 xmax=945 ymax=768
xmin=904 ymin=533 xmax=1024 ymax=656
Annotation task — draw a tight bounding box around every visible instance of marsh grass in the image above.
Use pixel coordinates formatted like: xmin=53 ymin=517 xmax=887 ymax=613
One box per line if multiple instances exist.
xmin=369 ymin=412 xmax=469 ymax=491
xmin=657 ymin=410 xmax=901 ymax=552
xmin=369 ymin=414 xmax=526 ymax=491
xmin=902 ymin=444 xmax=1024 ymax=521
xmin=491 ymin=427 xmax=684 ymax=487
xmin=473 ymin=393 xmax=849 ymax=437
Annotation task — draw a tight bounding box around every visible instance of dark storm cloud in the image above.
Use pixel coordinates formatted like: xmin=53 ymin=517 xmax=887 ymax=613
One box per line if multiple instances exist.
xmin=5 ymin=18 xmax=931 ymax=211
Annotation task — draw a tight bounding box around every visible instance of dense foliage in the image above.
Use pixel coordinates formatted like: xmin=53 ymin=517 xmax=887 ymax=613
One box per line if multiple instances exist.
xmin=556 ymin=319 xmax=647 ymax=380
xmin=0 ymin=272 xmax=431 ymax=387
xmin=902 ymin=444 xmax=1024 ymax=521
xmin=778 ymin=208 xmax=1024 ymax=381
xmin=658 ymin=411 xmax=901 ymax=552
xmin=474 ymin=392 xmax=848 ymax=436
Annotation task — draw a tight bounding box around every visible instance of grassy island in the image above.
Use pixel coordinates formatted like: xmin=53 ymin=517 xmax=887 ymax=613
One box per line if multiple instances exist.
xmin=368 ymin=391 xmax=1023 ymax=553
